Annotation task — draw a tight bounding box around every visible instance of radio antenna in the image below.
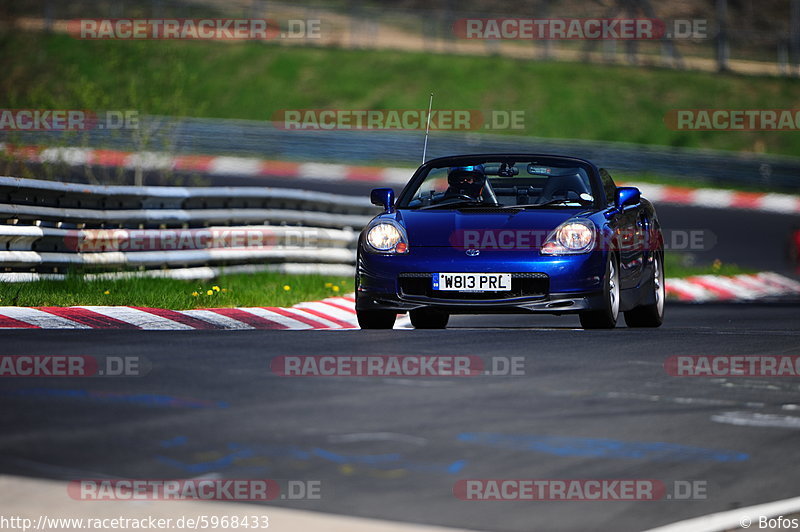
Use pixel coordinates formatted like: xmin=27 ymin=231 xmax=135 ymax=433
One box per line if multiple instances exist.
xmin=422 ymin=92 xmax=434 ymax=164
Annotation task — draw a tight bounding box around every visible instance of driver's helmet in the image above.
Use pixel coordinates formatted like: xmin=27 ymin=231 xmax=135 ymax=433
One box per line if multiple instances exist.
xmin=447 ymin=164 xmax=486 ymax=198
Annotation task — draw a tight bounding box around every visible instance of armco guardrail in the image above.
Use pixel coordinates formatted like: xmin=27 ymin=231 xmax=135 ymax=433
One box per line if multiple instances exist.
xmin=4 ymin=116 xmax=800 ymax=190
xmin=0 ymin=176 xmax=377 ymax=280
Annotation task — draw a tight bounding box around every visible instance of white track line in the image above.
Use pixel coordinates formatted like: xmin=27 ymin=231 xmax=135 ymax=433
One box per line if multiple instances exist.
xmin=644 ymin=494 xmax=800 ymax=532
xmin=711 ymin=411 xmax=800 ymax=430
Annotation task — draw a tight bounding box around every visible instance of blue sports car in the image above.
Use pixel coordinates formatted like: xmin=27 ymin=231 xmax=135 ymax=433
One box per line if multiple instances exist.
xmin=356 ymin=154 xmax=665 ymax=330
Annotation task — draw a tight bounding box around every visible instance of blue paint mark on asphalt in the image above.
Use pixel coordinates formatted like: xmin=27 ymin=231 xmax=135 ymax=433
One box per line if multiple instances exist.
xmin=2 ymin=388 xmax=228 ymax=409
xmin=228 ymin=442 xmax=311 ymax=461
xmin=456 ymin=433 xmax=748 ymax=462
xmin=447 ymin=460 xmax=467 ymax=474
xmin=160 ymin=436 xmax=189 ymax=448
xmin=157 ymin=440 xmax=467 ymax=475
xmin=157 ymin=447 xmax=255 ymax=474
xmin=311 ymin=448 xmax=402 ymax=465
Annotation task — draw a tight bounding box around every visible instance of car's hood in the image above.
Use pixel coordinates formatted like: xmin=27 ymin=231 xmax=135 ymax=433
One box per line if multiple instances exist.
xmin=393 ymin=208 xmax=592 ymax=247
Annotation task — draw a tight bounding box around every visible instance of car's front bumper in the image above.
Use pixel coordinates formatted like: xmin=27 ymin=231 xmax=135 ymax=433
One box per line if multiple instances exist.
xmin=356 ymin=247 xmax=608 ymax=314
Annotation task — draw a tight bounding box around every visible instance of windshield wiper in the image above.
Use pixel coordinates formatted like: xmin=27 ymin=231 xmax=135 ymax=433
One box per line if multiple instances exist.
xmin=418 ymin=199 xmax=499 ymax=210
xmin=500 ymin=198 xmax=591 ymax=210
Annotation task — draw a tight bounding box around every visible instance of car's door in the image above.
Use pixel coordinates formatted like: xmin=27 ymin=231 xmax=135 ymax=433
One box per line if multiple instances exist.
xmin=601 ymin=169 xmax=644 ymax=288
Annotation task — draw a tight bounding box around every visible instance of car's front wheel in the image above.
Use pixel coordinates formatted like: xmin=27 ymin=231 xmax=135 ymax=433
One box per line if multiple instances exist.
xmin=410 ymin=309 xmax=449 ymax=329
xmin=624 ymin=251 xmax=665 ymax=328
xmin=357 ymin=310 xmax=397 ymax=329
xmin=579 ymin=253 xmax=620 ymax=329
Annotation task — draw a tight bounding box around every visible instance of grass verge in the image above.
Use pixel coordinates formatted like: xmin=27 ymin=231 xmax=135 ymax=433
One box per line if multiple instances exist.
xmin=2 ymin=31 xmax=800 ymax=157
xmin=0 ymin=271 xmax=352 ymax=309
xmin=0 ymin=256 xmax=752 ymax=309
xmin=664 ymin=253 xmax=753 ymax=279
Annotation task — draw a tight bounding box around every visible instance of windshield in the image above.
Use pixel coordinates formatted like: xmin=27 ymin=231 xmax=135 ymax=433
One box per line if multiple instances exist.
xmin=399 ymin=160 xmax=599 ymax=209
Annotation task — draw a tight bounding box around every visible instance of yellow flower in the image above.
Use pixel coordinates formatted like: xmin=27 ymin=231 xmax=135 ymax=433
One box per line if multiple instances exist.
xmin=325 ymin=282 xmax=333 ymax=288
xmin=712 ymin=259 xmax=722 ymax=272
xmin=283 ymin=285 xmax=291 ymax=291
xmin=332 ymin=286 xmax=340 ymax=292
xmin=191 ymin=291 xmax=199 ymax=297
xmin=212 ymin=286 xmax=221 ymax=292
xmin=206 ymin=290 xmax=214 ymax=296
xmin=103 ymin=290 xmax=110 ymax=295
xmin=221 ymin=288 xmax=228 ymax=293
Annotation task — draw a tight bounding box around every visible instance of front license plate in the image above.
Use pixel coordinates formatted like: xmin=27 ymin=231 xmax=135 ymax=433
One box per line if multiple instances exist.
xmin=432 ymin=273 xmax=512 ymax=292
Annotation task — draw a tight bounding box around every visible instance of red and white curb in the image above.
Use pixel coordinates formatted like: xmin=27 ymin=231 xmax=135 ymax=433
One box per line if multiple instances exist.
xmin=3 ymin=143 xmax=800 ymax=214
xmin=0 ymin=143 xmax=411 ymax=185
xmin=1 ymin=272 xmax=798 ymax=329
xmin=666 ymin=271 xmax=800 ymax=302
xmin=0 ymin=295 xmax=360 ymax=330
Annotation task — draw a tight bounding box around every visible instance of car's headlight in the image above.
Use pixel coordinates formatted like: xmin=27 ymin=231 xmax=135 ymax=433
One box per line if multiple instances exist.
xmin=541 ymin=219 xmax=595 ymax=255
xmin=365 ymin=222 xmax=409 ymax=254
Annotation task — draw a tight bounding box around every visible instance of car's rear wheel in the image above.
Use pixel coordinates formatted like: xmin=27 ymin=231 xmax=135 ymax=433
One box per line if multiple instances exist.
xmin=357 ymin=310 xmax=397 ymax=329
xmin=579 ymin=253 xmax=619 ymax=329
xmin=624 ymin=251 xmax=665 ymax=328
xmin=410 ymin=309 xmax=449 ymax=329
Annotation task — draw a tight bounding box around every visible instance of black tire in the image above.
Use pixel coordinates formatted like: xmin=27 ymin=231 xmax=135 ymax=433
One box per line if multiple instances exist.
xmin=624 ymin=251 xmax=665 ymax=328
xmin=357 ymin=310 xmax=397 ymax=329
xmin=579 ymin=253 xmax=620 ymax=330
xmin=409 ymin=309 xmax=449 ymax=329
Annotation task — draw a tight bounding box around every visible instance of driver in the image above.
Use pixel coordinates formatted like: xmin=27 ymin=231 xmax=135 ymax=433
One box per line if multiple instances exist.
xmin=444 ymin=165 xmax=486 ymax=200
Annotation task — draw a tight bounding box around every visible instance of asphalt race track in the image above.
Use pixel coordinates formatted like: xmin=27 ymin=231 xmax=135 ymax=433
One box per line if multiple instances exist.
xmin=1 ymin=303 xmax=799 ymax=532
xmin=1 ymin=167 xmax=798 ymax=531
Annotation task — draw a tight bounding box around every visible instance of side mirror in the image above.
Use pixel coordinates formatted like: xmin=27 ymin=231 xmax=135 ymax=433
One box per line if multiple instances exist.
xmin=370 ymin=188 xmax=395 ymax=212
xmin=615 ymin=187 xmax=641 ymax=210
